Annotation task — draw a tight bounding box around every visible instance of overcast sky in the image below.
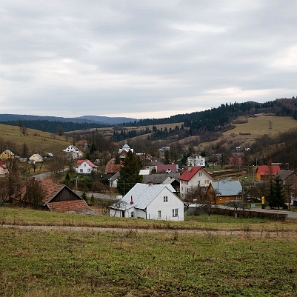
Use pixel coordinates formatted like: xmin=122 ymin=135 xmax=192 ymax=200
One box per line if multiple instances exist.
xmin=1 ymin=0 xmax=297 ymax=119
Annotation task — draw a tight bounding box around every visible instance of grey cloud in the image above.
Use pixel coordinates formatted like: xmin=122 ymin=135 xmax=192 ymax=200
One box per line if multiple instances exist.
xmin=0 ymin=0 xmax=297 ymax=118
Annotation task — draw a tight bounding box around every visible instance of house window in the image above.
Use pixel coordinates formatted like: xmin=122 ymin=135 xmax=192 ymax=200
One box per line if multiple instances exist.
xmin=205 ymin=180 xmax=209 ymax=184
xmin=84 ymin=163 xmax=86 ymax=167
xmin=131 ymin=211 xmax=134 ymax=218
xmin=80 ymin=169 xmax=83 ymax=172
xmin=163 ymin=196 xmax=168 ymax=202
xmin=172 ymin=209 xmax=178 ymax=217
xmin=198 ymin=181 xmax=200 ymax=185
xmin=158 ymin=210 xmax=161 ymax=218
xmin=199 ymin=172 xmax=202 ymax=176
xmin=88 ymin=169 xmax=91 ymax=172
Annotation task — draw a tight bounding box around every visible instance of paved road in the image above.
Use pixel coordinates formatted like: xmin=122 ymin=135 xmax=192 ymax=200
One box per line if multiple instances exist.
xmin=218 ymin=205 xmax=297 ymax=219
xmin=249 ymin=207 xmax=297 ymax=219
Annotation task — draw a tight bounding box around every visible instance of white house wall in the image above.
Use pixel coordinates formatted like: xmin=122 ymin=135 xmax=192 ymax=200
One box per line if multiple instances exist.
xmin=146 ymin=188 xmax=184 ymax=221
xmin=76 ymin=162 xmax=96 ymax=174
xmin=180 ymin=171 xmax=212 ymax=199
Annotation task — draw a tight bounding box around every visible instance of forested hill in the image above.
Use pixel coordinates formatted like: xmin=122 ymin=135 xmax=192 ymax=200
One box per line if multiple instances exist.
xmin=1 ymin=98 xmax=297 ymax=135
xmin=124 ymin=98 xmax=297 ymax=133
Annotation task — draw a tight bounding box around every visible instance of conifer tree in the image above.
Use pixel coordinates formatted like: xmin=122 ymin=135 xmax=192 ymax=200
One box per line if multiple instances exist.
xmin=117 ymin=151 xmax=142 ymax=196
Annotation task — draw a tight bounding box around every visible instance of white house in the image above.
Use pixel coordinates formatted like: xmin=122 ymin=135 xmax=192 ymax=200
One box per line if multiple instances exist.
xmin=76 ymin=159 xmax=97 ymax=174
xmin=63 ymin=145 xmax=84 ymax=159
xmin=179 ymin=166 xmax=214 ymax=200
xmin=118 ymin=143 xmax=134 ymax=154
xmin=187 ymin=155 xmax=205 ymax=167
xmin=109 ymin=183 xmax=184 ymax=221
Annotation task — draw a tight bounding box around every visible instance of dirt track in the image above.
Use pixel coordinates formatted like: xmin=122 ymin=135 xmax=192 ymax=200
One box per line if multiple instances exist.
xmin=2 ymin=224 xmax=294 ymax=238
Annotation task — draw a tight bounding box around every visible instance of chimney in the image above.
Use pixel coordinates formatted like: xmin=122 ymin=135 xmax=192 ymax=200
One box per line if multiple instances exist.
xmin=130 ymin=196 xmax=134 ymax=204
xmin=148 ymin=182 xmax=153 ymax=186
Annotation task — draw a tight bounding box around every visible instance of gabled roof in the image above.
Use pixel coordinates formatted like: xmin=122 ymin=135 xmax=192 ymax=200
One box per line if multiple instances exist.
xmin=4 ymin=149 xmax=14 ymax=155
xmin=277 ymin=170 xmax=296 ymax=181
xmin=48 ymin=200 xmax=91 ymax=212
xmin=29 ymin=153 xmax=43 ymax=160
xmin=210 ymin=180 xmax=242 ymax=197
xmin=143 ymin=173 xmax=180 ymax=184
xmin=110 ymin=183 xmax=176 ymax=211
xmin=105 ymin=158 xmax=122 ymax=174
xmin=77 ymin=159 xmax=97 ymax=168
xmin=179 ymin=166 xmax=212 ymax=181
xmin=11 ymin=179 xmax=91 ymax=213
xmin=157 ymin=163 xmax=178 ymax=173
xmin=256 ymin=165 xmax=280 ymax=176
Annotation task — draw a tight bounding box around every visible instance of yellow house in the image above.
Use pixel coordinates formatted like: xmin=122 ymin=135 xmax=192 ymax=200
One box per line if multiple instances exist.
xmin=0 ymin=150 xmax=15 ymax=160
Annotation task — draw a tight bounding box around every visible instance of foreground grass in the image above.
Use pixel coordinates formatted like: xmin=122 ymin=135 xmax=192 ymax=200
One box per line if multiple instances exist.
xmin=1 ymin=227 xmax=297 ymax=297
xmin=1 ymin=206 xmax=297 ymax=232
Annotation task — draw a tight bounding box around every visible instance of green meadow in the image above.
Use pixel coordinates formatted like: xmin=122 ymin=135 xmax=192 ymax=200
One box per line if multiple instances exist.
xmin=1 ymin=207 xmax=297 ymax=296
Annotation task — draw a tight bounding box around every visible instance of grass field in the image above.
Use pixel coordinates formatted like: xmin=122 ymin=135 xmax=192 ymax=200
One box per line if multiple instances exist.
xmin=2 ymin=206 xmax=297 ymax=232
xmin=1 ymin=224 xmax=297 ymax=296
xmin=1 ymin=207 xmax=297 ymax=296
xmin=212 ymin=114 xmax=297 ymax=147
xmin=0 ymin=124 xmax=71 ymax=155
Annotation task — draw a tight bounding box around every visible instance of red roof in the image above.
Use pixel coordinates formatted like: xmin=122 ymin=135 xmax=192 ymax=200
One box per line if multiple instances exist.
xmin=105 ymin=158 xmax=122 ymax=174
xmin=256 ymin=165 xmax=280 ymax=176
xmin=11 ymin=180 xmax=91 ymax=213
xmin=179 ymin=166 xmax=203 ymax=181
xmin=48 ymin=200 xmax=89 ymax=212
xmin=77 ymin=159 xmax=97 ymax=168
xmin=157 ymin=163 xmax=178 ymax=173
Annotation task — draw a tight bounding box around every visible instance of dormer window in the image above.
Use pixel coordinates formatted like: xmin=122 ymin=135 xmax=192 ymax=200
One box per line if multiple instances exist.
xmin=163 ymin=196 xmax=168 ymax=202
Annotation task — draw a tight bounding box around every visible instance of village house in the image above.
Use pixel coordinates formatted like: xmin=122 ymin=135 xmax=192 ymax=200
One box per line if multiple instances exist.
xmin=277 ymin=170 xmax=297 ymax=187
xmin=118 ymin=143 xmax=134 ymax=161
xmin=11 ymin=179 xmax=94 ymax=214
xmin=205 ymin=179 xmax=243 ymax=204
xmin=109 ymin=183 xmax=184 ymax=221
xmin=63 ymin=145 xmax=84 ymax=159
xmin=29 ymin=153 xmax=43 ymax=163
xmin=0 ymin=161 xmax=9 ymax=176
xmin=76 ymin=159 xmax=98 ymax=174
xmin=105 ymin=158 xmax=122 ymax=175
xmin=179 ymin=166 xmax=214 ymax=200
xmin=0 ymin=149 xmax=15 ymax=160
xmin=142 ymin=173 xmax=180 ymax=193
xmin=256 ymin=165 xmax=281 ymax=181
xmin=187 ymin=155 xmax=205 ymax=167
xmin=145 ymin=160 xmax=179 ymax=174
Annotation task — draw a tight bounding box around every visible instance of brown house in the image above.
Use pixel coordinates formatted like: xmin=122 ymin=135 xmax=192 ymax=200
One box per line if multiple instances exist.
xmin=11 ymin=180 xmax=94 ymax=214
xmin=206 ymin=180 xmax=243 ymax=204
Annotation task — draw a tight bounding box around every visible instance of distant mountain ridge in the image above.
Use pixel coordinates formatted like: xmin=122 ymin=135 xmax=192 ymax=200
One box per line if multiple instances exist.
xmin=0 ymin=114 xmax=138 ymax=125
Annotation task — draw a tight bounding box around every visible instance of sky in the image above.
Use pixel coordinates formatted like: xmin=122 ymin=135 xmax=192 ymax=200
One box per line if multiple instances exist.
xmin=1 ymin=0 xmax=297 ymax=119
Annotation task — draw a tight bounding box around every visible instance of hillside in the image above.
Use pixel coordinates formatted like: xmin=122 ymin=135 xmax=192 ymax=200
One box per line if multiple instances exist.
xmin=0 ymin=124 xmax=71 ymax=155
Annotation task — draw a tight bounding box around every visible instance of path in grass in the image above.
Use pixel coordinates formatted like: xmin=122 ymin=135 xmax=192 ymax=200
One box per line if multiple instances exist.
xmin=2 ymin=224 xmax=292 ymax=237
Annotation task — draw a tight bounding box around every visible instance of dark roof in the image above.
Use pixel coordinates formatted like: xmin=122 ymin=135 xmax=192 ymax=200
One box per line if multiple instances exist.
xmin=277 ymin=170 xmax=295 ymax=181
xmin=143 ymin=173 xmax=180 ymax=184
